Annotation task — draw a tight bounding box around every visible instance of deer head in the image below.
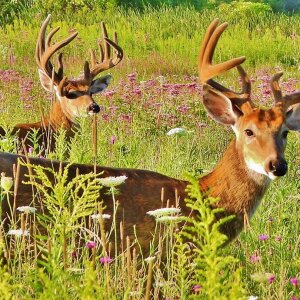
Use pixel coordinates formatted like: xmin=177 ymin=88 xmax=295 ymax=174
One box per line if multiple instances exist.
xmin=36 ymin=15 xmax=123 ymax=122
xmin=199 ymin=19 xmax=300 ymax=180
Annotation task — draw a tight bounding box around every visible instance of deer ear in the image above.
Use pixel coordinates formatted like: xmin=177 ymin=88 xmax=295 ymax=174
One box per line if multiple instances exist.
xmin=202 ymin=85 xmax=242 ymax=125
xmin=38 ymin=69 xmax=55 ymax=92
xmin=89 ymin=75 xmax=112 ymax=94
xmin=286 ymin=103 xmax=300 ymax=131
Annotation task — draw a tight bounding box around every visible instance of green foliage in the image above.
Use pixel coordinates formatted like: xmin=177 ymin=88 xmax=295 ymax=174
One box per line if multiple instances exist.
xmin=0 ymin=125 xmax=18 ymax=153
xmin=181 ymin=175 xmax=246 ymax=299
xmin=21 ymin=162 xmax=101 ymax=235
xmin=0 ymin=0 xmax=34 ymax=27
xmin=218 ymin=1 xmax=272 ymax=21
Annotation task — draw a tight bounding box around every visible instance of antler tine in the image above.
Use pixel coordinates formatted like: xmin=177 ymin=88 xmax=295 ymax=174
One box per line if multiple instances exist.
xmin=198 ymin=19 xmax=219 ymax=67
xmin=199 ymin=19 xmax=246 ymax=83
xmin=271 ymin=72 xmax=284 ymax=103
xmin=101 ymin=22 xmax=110 ymax=60
xmin=35 ymin=14 xmax=78 ymax=84
xmin=270 ymin=71 xmax=300 ymax=110
xmin=104 ymin=37 xmax=124 ymax=65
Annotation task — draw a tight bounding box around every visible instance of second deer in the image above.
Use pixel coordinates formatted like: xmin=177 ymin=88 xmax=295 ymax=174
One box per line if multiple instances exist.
xmin=0 ymin=15 xmax=123 ymax=153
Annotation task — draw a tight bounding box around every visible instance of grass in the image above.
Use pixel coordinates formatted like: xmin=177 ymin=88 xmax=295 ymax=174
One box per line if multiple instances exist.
xmin=0 ymin=5 xmax=299 ymax=299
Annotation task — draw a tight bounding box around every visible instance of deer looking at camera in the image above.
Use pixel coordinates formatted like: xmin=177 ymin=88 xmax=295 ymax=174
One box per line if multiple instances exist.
xmin=0 ymin=15 xmax=123 ymax=153
xmin=1 ymin=19 xmax=299 ymax=254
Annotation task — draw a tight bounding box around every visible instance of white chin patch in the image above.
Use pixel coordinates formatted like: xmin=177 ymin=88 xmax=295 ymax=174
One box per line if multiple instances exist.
xmin=88 ymin=111 xmax=95 ymax=116
xmin=267 ymin=172 xmax=278 ymax=180
xmin=245 ymin=159 xmax=269 ymax=177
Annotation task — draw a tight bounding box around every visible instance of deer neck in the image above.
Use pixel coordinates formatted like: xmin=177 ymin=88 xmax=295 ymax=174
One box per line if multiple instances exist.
xmin=47 ymin=101 xmax=73 ymax=131
xmin=199 ymin=139 xmax=270 ymax=219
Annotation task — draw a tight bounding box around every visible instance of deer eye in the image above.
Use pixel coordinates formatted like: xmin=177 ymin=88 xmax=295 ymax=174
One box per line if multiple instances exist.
xmin=66 ymin=91 xmax=80 ymax=99
xmin=282 ymin=131 xmax=289 ymax=138
xmin=245 ymin=129 xmax=254 ymax=137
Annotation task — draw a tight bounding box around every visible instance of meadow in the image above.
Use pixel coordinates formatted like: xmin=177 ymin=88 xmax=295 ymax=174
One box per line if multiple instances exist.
xmin=0 ymin=6 xmax=299 ymax=299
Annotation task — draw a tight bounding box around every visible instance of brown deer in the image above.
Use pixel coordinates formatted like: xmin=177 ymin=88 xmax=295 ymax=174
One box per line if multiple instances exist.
xmin=1 ymin=19 xmax=299 ymax=254
xmin=0 ymin=15 xmax=123 ymax=153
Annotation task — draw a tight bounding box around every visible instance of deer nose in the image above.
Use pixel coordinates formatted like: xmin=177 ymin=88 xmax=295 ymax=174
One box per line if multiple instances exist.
xmin=88 ymin=103 xmax=100 ymax=114
xmin=268 ymin=158 xmax=288 ymax=177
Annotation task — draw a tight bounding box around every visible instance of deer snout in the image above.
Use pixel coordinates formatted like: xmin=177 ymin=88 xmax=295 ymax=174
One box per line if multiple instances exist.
xmin=267 ymin=157 xmax=288 ymax=177
xmin=88 ymin=103 xmax=100 ymax=114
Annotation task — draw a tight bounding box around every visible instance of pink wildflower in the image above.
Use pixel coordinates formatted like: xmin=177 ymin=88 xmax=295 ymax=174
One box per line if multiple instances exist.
xmin=259 ymin=234 xmax=268 ymax=241
xmin=86 ymin=241 xmax=96 ymax=249
xmin=99 ymin=256 xmax=112 ymax=264
xmin=193 ymin=284 xmax=201 ymax=293
xmin=268 ymin=274 xmax=275 ymax=284
xmin=250 ymin=254 xmax=261 ymax=264
xmin=290 ymin=277 xmax=299 ymax=287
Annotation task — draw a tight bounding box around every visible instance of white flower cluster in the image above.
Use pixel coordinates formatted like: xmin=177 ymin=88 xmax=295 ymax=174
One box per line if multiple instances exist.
xmin=167 ymin=127 xmax=187 ymax=137
xmin=147 ymin=207 xmax=182 ymax=223
xmin=91 ymin=213 xmax=111 ymax=220
xmin=147 ymin=207 xmax=181 ymax=217
xmin=7 ymin=229 xmax=30 ymax=237
xmin=98 ymin=175 xmax=127 ymax=187
xmin=17 ymin=206 xmax=37 ymax=214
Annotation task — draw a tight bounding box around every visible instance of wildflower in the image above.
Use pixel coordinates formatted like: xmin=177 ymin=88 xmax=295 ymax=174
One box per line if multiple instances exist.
xmin=98 ymin=175 xmax=127 ymax=187
xmin=259 ymin=234 xmax=268 ymax=241
xmin=71 ymin=250 xmax=77 ymax=258
xmin=127 ymin=73 xmax=137 ymax=82
xmin=86 ymin=241 xmax=96 ymax=249
xmin=144 ymin=256 xmax=156 ymax=263
xmin=0 ymin=173 xmax=13 ymax=192
xmin=290 ymin=277 xmax=299 ymax=287
xmin=156 ymin=216 xmax=182 ymax=223
xmin=99 ymin=256 xmax=112 ymax=264
xmin=248 ymin=296 xmax=259 ymax=300
xmin=268 ymin=274 xmax=275 ymax=284
xmin=193 ymin=285 xmax=201 ymax=293
xmin=166 ymin=127 xmax=187 ymax=136
xmin=291 ymin=296 xmax=298 ymax=300
xmin=91 ymin=213 xmax=111 ymax=220
xmin=275 ymin=235 xmax=282 ymax=241
xmin=110 ymin=135 xmax=116 ymax=145
xmin=7 ymin=229 xmax=29 ymax=237
xmin=147 ymin=207 xmax=181 ymax=217
xmin=17 ymin=206 xmax=37 ymax=214
xmin=250 ymin=254 xmax=261 ymax=264
xmin=28 ymin=147 xmax=33 ymax=155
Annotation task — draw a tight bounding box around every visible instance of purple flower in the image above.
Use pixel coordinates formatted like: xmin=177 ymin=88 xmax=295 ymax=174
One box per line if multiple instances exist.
xmin=110 ymin=135 xmax=116 ymax=145
xmin=290 ymin=277 xmax=299 ymax=287
xmin=86 ymin=241 xmax=96 ymax=249
xmin=71 ymin=250 xmax=77 ymax=258
xmin=99 ymin=256 xmax=112 ymax=264
xmin=291 ymin=296 xmax=298 ymax=300
xmin=259 ymin=234 xmax=268 ymax=241
xmin=193 ymin=284 xmax=201 ymax=293
xmin=127 ymin=73 xmax=137 ymax=82
xmin=28 ymin=147 xmax=33 ymax=155
xmin=275 ymin=235 xmax=282 ymax=241
xmin=250 ymin=254 xmax=261 ymax=264
xmin=268 ymin=274 xmax=275 ymax=284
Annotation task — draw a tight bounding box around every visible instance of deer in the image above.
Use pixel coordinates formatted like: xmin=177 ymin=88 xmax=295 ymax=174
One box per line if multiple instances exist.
xmin=0 ymin=15 xmax=123 ymax=153
xmin=1 ymin=19 xmax=299 ymax=255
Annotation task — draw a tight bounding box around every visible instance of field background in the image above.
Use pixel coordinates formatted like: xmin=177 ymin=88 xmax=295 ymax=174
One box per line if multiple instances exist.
xmin=0 ymin=0 xmax=299 ymax=299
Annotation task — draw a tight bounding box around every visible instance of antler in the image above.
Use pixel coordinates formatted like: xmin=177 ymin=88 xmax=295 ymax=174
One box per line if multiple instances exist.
xmin=199 ymin=19 xmax=253 ymax=112
xmin=84 ymin=22 xmax=123 ymax=83
xmin=198 ymin=19 xmax=246 ymax=83
xmin=271 ymin=72 xmax=300 ymax=110
xmin=35 ymin=14 xmax=78 ymax=85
